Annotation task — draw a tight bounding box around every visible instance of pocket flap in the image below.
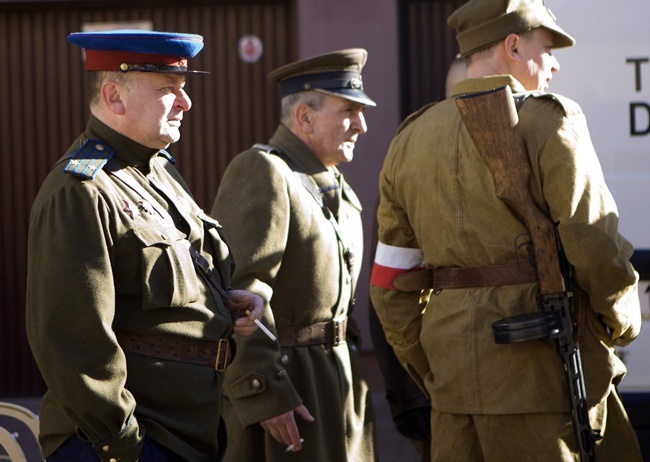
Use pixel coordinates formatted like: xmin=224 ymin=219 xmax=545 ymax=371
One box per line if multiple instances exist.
xmin=133 ymin=226 xmax=186 ymax=247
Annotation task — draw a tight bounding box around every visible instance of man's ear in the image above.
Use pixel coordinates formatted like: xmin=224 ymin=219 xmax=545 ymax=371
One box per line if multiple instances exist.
xmin=503 ymin=33 xmax=521 ymax=62
xmin=295 ymin=104 xmax=314 ymax=134
xmin=101 ymin=81 xmax=126 ymax=115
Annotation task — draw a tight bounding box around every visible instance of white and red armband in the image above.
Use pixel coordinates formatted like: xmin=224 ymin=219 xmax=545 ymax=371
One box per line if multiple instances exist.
xmin=370 ymin=242 xmax=425 ymax=290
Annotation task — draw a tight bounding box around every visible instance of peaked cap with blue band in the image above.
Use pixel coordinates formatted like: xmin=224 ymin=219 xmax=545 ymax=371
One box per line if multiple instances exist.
xmin=68 ymin=29 xmax=207 ymax=74
xmin=269 ymin=48 xmax=376 ymax=107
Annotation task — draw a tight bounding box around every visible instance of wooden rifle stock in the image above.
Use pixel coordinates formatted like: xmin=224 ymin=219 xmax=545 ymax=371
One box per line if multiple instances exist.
xmin=455 ymin=86 xmax=564 ymax=295
xmin=455 ymin=86 xmax=598 ymax=461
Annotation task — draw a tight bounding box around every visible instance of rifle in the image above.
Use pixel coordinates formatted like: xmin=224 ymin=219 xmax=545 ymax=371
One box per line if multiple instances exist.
xmin=455 ymin=85 xmax=600 ymax=461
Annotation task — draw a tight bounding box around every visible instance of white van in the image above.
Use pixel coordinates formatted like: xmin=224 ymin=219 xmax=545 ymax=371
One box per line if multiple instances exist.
xmin=547 ymin=0 xmax=650 ymax=393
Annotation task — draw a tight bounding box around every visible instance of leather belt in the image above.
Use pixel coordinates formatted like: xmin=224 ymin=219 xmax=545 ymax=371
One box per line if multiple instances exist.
xmin=116 ymin=332 xmax=233 ymax=372
xmin=392 ymin=261 xmax=537 ymax=291
xmin=276 ymin=317 xmax=347 ymax=347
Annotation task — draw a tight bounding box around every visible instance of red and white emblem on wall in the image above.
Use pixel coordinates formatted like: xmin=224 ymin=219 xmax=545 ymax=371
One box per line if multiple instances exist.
xmin=238 ymin=34 xmax=263 ymax=64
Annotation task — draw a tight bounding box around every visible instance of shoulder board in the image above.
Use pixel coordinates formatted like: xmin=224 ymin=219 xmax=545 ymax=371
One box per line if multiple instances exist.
xmin=63 ymin=139 xmax=115 ymax=180
xmin=157 ymin=150 xmax=176 ymax=164
xmin=252 ymin=143 xmax=293 ymax=168
xmin=523 ymin=91 xmax=582 ymax=117
xmin=396 ymin=102 xmax=438 ymax=135
xmin=252 ymin=143 xmax=281 ymax=155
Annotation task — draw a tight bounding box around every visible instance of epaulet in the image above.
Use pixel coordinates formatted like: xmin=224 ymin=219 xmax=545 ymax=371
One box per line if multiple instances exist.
xmin=63 ymin=139 xmax=115 ymax=180
xmin=523 ymin=91 xmax=582 ymax=117
xmin=396 ymin=102 xmax=438 ymax=135
xmin=157 ymin=150 xmax=176 ymax=164
xmin=252 ymin=143 xmax=281 ymax=155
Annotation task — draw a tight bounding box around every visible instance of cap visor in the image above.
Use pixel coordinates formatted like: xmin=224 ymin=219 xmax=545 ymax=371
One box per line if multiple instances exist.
xmin=316 ymin=88 xmax=376 ymax=107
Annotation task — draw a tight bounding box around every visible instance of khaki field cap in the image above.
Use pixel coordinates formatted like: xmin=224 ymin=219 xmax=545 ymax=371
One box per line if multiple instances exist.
xmin=448 ymin=0 xmax=575 ymax=57
xmin=269 ymin=48 xmax=376 ymax=107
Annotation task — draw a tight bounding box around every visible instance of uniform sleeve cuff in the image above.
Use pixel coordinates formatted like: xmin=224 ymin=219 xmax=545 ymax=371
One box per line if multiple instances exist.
xmin=93 ymin=416 xmax=144 ymax=462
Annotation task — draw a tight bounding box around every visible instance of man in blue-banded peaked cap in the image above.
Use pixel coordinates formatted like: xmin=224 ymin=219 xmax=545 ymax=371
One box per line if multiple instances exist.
xmin=26 ymin=28 xmax=265 ymax=462
xmin=210 ymin=47 xmax=377 ymax=461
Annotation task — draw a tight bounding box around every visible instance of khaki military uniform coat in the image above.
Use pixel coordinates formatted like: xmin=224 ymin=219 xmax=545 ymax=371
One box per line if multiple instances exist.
xmin=370 ymin=76 xmax=641 ymax=448
xmin=211 ymin=125 xmax=376 ymax=462
xmin=26 ymin=116 xmax=234 ymax=462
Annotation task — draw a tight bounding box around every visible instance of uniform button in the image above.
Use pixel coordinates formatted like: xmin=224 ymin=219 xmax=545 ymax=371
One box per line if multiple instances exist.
xmin=109 ymin=459 xmax=117 ymax=462
xmin=280 ymin=354 xmax=289 ymax=365
xmin=277 ymin=370 xmax=287 ymax=378
xmin=252 ymin=379 xmax=261 ymax=389
xmin=102 ymin=445 xmax=110 ymax=452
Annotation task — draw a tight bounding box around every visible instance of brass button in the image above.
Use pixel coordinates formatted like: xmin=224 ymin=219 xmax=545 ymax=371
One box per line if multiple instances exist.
xmin=96 ymin=144 xmax=105 ymax=151
xmin=280 ymin=354 xmax=289 ymax=365
xmin=277 ymin=370 xmax=287 ymax=378
xmin=252 ymin=379 xmax=261 ymax=389
xmin=109 ymin=459 xmax=117 ymax=462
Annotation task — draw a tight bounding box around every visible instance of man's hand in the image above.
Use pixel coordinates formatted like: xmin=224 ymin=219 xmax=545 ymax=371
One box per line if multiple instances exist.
xmin=226 ymin=289 xmax=264 ymax=336
xmin=260 ymin=404 xmax=315 ymax=451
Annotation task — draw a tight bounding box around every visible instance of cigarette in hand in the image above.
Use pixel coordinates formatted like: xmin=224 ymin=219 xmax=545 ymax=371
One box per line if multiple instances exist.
xmin=285 ymin=438 xmax=304 ymax=453
xmin=245 ymin=310 xmax=277 ymax=341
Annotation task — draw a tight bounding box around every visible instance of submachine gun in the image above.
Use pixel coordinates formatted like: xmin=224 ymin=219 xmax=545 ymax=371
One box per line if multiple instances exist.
xmin=455 ymin=86 xmax=600 ymax=461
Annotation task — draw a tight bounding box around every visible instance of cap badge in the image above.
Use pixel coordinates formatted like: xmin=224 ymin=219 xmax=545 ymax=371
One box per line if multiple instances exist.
xmin=349 ymin=78 xmax=362 ymax=89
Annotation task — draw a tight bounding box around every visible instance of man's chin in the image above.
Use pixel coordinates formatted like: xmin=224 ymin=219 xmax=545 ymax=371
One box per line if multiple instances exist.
xmin=162 ymin=131 xmax=181 ymax=145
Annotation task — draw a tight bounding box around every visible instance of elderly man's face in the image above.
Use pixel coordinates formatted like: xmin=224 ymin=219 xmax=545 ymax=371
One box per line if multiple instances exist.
xmin=118 ymin=72 xmax=192 ymax=149
xmin=307 ymin=94 xmax=368 ymax=168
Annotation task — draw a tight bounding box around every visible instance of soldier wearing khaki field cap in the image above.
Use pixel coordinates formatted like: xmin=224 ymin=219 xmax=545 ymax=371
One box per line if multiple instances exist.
xmin=370 ymin=0 xmax=643 ymax=460
xmin=211 ymin=49 xmax=377 ymax=461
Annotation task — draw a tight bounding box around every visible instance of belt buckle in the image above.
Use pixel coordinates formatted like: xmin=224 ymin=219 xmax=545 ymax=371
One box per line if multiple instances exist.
xmin=215 ymin=339 xmax=230 ymax=372
xmin=332 ymin=319 xmax=345 ymax=346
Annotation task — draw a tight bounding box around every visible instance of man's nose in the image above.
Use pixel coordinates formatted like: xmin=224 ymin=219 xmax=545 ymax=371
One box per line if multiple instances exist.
xmin=176 ymin=88 xmax=192 ymax=111
xmin=353 ymin=111 xmax=368 ymax=134
xmin=551 ymin=55 xmax=560 ymax=73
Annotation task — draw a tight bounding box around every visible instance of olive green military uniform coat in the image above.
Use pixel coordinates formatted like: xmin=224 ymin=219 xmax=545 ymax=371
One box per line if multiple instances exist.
xmin=26 ymin=116 xmax=234 ymax=462
xmin=370 ymin=76 xmax=640 ymax=420
xmin=211 ymin=125 xmax=376 ymax=461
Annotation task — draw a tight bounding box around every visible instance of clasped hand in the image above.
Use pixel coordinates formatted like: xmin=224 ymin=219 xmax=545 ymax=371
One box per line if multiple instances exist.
xmin=226 ymin=289 xmax=264 ymax=336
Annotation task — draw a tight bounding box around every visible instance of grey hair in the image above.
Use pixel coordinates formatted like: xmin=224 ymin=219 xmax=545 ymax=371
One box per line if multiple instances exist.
xmin=280 ymin=90 xmax=327 ymax=127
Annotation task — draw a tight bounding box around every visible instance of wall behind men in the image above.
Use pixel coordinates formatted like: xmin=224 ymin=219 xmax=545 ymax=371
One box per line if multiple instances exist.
xmin=0 ymin=0 xmax=294 ymax=396
xmin=0 ymin=0 xmax=462 ymax=395
xmin=296 ymin=0 xmax=402 ymax=350
xmin=296 ymin=0 xmax=464 ymax=349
